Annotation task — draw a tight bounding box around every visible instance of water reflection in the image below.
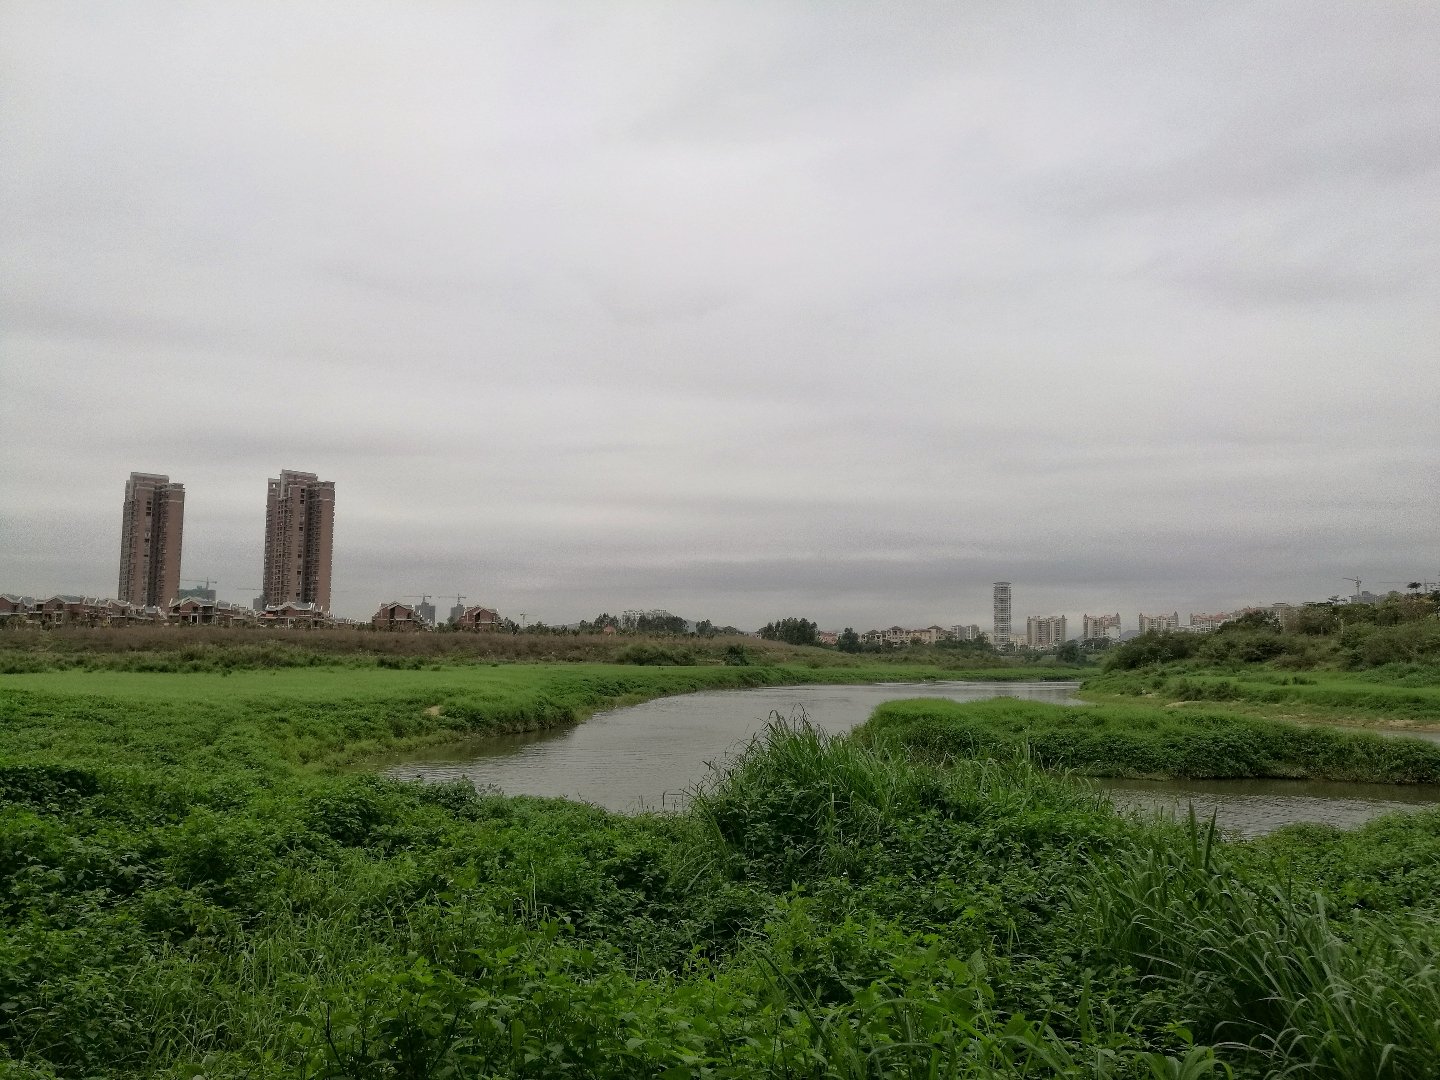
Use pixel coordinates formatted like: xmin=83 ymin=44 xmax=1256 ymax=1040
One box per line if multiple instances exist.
xmin=1099 ymin=777 xmax=1440 ymax=838
xmin=381 ymin=681 xmax=1080 ymax=811
xmin=380 ymin=680 xmax=1440 ymax=835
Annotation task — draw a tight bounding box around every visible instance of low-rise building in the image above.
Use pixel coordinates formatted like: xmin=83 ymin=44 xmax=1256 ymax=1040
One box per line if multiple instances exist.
xmin=372 ymin=601 xmax=423 ymax=631
xmin=261 ymin=602 xmax=329 ymax=628
xmin=1 ymin=594 xmax=36 ymax=621
xmin=949 ymin=623 xmax=983 ymax=641
xmin=168 ymin=597 xmax=256 ymax=626
xmin=456 ymin=605 xmax=501 ymax=631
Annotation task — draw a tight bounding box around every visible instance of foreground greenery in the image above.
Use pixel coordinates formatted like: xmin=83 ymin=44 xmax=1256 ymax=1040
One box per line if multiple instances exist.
xmin=5 ymin=662 xmax=1440 ymax=1077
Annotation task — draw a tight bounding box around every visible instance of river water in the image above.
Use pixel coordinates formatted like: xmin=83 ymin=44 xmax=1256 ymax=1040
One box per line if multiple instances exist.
xmin=381 ymin=681 xmax=1440 ymax=836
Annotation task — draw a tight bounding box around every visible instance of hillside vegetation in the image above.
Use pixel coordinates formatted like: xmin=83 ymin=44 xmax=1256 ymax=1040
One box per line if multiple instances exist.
xmin=1084 ymin=600 xmax=1440 ymax=724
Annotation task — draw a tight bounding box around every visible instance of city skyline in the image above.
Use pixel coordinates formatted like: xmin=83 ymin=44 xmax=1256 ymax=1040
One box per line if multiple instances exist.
xmin=13 ymin=467 xmax=1425 ymax=632
xmin=3 ymin=5 xmax=1436 ymax=627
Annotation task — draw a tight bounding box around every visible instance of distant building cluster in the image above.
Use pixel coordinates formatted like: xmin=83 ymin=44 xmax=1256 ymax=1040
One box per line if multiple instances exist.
xmin=2 ymin=467 xmax=339 ymax=628
xmin=1137 ymin=611 xmax=1181 ymax=634
xmin=0 ymin=593 xmax=329 ymax=628
xmin=1026 ymin=615 xmax=1067 ymax=648
xmin=371 ymin=600 xmax=502 ymax=631
xmin=1082 ymin=613 xmax=1122 ymax=641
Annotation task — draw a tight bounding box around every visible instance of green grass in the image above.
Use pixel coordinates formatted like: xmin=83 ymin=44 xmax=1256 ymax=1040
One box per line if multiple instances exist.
xmin=857 ymin=697 xmax=1440 ymax=782
xmin=1085 ymin=668 xmax=1440 ymax=725
xmin=6 ymin=661 xmax=1440 ymax=1077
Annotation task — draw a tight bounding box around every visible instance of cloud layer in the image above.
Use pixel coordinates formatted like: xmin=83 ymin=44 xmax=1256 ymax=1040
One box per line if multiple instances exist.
xmin=3 ymin=3 xmax=1437 ymax=628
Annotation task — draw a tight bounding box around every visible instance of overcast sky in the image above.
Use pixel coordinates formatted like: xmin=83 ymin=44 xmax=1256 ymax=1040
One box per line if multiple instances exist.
xmin=2 ymin=3 xmax=1437 ymax=629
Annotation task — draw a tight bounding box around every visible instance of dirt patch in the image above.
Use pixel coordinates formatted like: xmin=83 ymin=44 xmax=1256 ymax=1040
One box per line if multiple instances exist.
xmin=424 ymin=705 xmax=444 ymax=717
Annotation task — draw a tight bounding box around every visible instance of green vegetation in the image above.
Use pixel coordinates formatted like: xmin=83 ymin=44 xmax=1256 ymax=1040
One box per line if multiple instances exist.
xmin=1086 ymin=600 xmax=1440 ymax=726
xmin=6 ymin=651 xmax=1440 ymax=1077
xmin=0 ymin=625 xmax=1061 ymax=675
xmin=858 ymin=697 xmax=1440 ymax=782
xmin=759 ymin=617 xmax=820 ymax=647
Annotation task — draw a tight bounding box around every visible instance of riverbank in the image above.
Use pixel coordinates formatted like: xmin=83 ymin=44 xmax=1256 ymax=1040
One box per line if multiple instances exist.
xmin=0 ymin=663 xmax=1078 ymax=773
xmin=857 ymin=697 xmax=1440 ymax=783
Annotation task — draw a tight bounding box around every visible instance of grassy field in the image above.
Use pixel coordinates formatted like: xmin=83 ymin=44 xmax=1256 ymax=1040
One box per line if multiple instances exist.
xmin=6 ymin=658 xmax=1440 ymax=1077
xmin=858 ymin=697 xmax=1440 ymax=783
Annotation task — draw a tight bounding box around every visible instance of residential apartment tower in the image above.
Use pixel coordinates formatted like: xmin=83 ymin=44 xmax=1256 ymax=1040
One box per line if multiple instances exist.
xmin=1026 ymin=615 xmax=1067 ymax=648
xmin=262 ymin=470 xmax=335 ymax=611
xmin=992 ymin=582 xmax=1012 ymax=647
xmin=118 ymin=472 xmax=185 ymax=607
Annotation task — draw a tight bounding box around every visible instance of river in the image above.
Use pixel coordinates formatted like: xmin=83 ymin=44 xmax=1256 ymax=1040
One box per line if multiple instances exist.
xmin=381 ymin=681 xmax=1440 ymax=836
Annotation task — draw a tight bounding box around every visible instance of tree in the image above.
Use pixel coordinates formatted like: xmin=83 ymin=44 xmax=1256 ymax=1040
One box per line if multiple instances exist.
xmin=1056 ymin=639 xmax=1082 ymax=664
xmin=837 ymin=627 xmax=861 ymax=653
xmin=758 ymin=617 xmax=819 ymax=647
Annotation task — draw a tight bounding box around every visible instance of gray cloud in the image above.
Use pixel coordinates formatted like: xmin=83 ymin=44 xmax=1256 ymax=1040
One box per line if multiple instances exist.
xmin=2 ymin=2 xmax=1437 ymax=630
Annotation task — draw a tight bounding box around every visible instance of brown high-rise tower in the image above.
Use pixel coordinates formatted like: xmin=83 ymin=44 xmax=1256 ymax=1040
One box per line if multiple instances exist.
xmin=262 ymin=469 xmax=335 ymax=611
xmin=118 ymin=472 xmax=185 ymax=606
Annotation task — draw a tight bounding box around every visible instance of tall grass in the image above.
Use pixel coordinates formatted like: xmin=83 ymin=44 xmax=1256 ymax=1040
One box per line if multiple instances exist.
xmin=1072 ymin=817 xmax=1440 ymax=1078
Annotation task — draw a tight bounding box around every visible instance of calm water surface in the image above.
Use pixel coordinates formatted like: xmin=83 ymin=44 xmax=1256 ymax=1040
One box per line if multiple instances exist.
xmin=382 ymin=681 xmax=1440 ymax=835
xmin=382 ymin=681 xmax=1078 ymax=810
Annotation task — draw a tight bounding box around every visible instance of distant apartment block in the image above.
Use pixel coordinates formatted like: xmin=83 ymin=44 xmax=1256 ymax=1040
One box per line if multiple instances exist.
xmin=262 ymin=470 xmax=335 ymax=611
xmin=118 ymin=472 xmax=184 ymax=607
xmin=1187 ymin=612 xmax=1233 ymax=632
xmin=993 ymin=582 xmax=1012 ymax=646
xmin=1137 ymin=612 xmax=1180 ymax=633
xmin=1082 ymin=613 xmax=1121 ymax=641
xmin=950 ymin=623 xmax=983 ymax=641
xmin=1026 ymin=615 xmax=1067 ymax=648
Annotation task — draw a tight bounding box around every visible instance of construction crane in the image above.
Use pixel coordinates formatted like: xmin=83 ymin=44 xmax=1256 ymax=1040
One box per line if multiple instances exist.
xmin=180 ymin=578 xmax=219 ymax=591
xmin=1342 ymin=577 xmax=1362 ymax=601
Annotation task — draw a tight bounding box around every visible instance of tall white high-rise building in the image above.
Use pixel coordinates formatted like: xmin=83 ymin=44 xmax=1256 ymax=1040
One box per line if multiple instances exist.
xmin=993 ymin=582 xmax=1012 ymax=646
